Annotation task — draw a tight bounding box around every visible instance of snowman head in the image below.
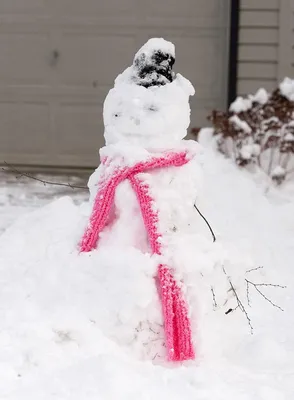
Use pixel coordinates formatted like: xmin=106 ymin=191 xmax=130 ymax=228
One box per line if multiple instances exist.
xmin=103 ymin=38 xmax=195 ymax=147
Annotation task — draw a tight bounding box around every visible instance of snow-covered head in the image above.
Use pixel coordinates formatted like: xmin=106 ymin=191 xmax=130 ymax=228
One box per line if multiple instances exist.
xmin=103 ymin=38 xmax=195 ymax=147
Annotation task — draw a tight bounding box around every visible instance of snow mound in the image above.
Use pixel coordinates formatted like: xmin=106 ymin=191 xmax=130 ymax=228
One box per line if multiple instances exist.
xmin=0 ymin=141 xmax=294 ymax=399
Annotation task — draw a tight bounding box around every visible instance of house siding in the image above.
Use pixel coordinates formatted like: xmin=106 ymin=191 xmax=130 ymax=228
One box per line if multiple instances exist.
xmin=237 ymin=0 xmax=283 ymax=97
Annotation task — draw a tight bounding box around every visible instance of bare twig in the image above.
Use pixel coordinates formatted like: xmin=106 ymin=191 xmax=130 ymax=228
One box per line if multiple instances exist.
xmin=246 ymin=266 xmax=264 ymax=274
xmin=249 ymin=282 xmax=286 ymax=289
xmin=194 ymin=203 xmax=216 ymax=243
xmin=211 ymin=287 xmax=217 ymax=309
xmin=149 ymin=327 xmax=160 ymax=335
xmin=232 ymin=138 xmax=237 ymax=162
xmin=246 ymin=280 xmax=251 ymax=307
xmin=225 ymin=305 xmax=239 ymax=315
xmin=229 ymin=280 xmax=253 ymax=333
xmin=245 ymin=279 xmax=285 ymax=311
xmin=2 ymin=161 xmax=88 ymax=190
xmin=267 ymin=146 xmax=275 ymax=176
xmin=282 ymin=152 xmax=291 ymax=169
xmin=223 ymin=267 xmax=253 ymax=333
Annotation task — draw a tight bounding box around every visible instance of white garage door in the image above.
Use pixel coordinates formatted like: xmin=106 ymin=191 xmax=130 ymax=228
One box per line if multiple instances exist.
xmin=0 ymin=1 xmax=230 ymax=167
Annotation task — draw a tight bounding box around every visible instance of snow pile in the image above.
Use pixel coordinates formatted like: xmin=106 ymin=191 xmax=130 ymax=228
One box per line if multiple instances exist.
xmin=0 ymin=171 xmax=88 ymax=234
xmin=0 ymin=38 xmax=293 ymax=399
xmin=0 ymin=140 xmax=293 ymax=399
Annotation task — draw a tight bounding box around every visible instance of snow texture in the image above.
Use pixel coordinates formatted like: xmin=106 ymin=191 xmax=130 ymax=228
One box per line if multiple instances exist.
xmin=103 ymin=38 xmax=194 ymax=147
xmin=1 ymin=141 xmax=293 ymax=399
xmin=280 ymin=77 xmax=294 ymax=101
xmin=0 ymin=39 xmax=294 ymax=399
xmin=284 ymin=132 xmax=294 ymax=142
xmin=271 ymin=165 xmax=286 ymax=178
xmin=229 ymin=88 xmax=269 ymax=113
xmin=132 ymin=38 xmax=176 ymax=88
xmin=229 ymin=115 xmax=252 ymax=134
xmin=0 ymin=171 xmax=88 ymax=234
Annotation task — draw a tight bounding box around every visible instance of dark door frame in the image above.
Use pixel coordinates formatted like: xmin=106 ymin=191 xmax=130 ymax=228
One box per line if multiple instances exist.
xmin=227 ymin=0 xmax=240 ymax=107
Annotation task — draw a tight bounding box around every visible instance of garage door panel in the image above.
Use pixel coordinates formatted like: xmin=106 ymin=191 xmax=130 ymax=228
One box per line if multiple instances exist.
xmin=169 ymin=36 xmax=219 ymax=88
xmin=55 ymin=104 xmax=101 ymax=156
xmin=0 ymin=102 xmax=50 ymax=153
xmin=58 ymin=34 xmax=136 ymax=87
xmin=186 ymin=108 xmax=212 ymax=135
xmin=0 ymin=33 xmax=51 ymax=85
xmin=189 ymin=97 xmax=217 ymax=126
xmin=53 ymin=0 xmax=136 ymax=17
xmin=0 ymin=1 xmax=229 ymax=167
xmin=0 ymin=1 xmax=47 ymax=14
xmin=144 ymin=0 xmax=219 ymax=19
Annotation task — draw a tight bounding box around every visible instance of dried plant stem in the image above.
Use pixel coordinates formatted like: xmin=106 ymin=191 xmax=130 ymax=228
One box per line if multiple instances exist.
xmin=211 ymin=287 xmax=217 ymax=309
xmin=224 ymin=138 xmax=230 ymax=158
xmin=267 ymin=147 xmax=275 ymax=176
xmin=194 ymin=204 xmax=216 ymax=243
xmin=282 ymin=152 xmax=291 ymax=169
xmin=245 ymin=279 xmax=285 ymax=311
xmin=222 ymin=267 xmax=253 ymax=334
xmin=232 ymin=139 xmax=237 ymax=162
xmin=2 ymin=162 xmax=88 ymax=190
xmin=246 ymin=280 xmax=251 ymax=307
xmin=246 ymin=266 xmax=264 ymax=274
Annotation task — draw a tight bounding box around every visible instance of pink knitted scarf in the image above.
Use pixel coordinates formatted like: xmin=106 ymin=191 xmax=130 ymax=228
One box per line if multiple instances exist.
xmin=79 ymin=150 xmax=195 ymax=361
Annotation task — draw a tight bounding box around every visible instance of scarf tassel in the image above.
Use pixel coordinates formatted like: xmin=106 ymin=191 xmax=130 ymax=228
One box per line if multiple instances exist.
xmin=158 ymin=264 xmax=194 ymax=361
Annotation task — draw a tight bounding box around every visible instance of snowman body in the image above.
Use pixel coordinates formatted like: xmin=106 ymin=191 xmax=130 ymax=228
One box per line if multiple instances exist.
xmin=82 ymin=39 xmax=208 ymax=360
xmin=88 ymin=144 xmax=202 ymax=253
xmin=88 ymin=38 xmax=202 ymax=253
xmin=86 ymin=153 xmax=203 ymax=361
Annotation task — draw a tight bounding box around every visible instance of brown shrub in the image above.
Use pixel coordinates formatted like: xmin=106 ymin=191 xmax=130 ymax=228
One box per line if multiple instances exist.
xmin=201 ymin=81 xmax=294 ymax=184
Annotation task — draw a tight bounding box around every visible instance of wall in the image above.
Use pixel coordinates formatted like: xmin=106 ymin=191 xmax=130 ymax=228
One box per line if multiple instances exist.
xmin=237 ymin=0 xmax=293 ymax=97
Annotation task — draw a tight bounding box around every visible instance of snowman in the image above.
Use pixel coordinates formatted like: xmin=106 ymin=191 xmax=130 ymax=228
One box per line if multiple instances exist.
xmin=79 ymin=38 xmax=213 ymax=362
xmin=0 ymin=40 xmax=263 ymax=387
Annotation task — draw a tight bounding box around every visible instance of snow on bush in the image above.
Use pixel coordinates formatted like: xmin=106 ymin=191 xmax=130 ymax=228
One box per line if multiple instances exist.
xmin=205 ymin=78 xmax=294 ymax=185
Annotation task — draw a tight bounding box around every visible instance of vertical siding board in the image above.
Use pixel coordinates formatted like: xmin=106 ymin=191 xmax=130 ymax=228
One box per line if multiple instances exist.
xmin=238 ymin=44 xmax=278 ymax=62
xmin=237 ymin=79 xmax=277 ymax=94
xmin=239 ymin=28 xmax=278 ymax=45
xmin=241 ymin=0 xmax=279 ymax=10
xmin=240 ymin=11 xmax=279 ymax=27
xmin=277 ymin=0 xmax=293 ymax=80
xmin=238 ymin=0 xmax=294 ymax=98
xmin=238 ymin=62 xmax=277 ymax=78
xmin=237 ymin=0 xmax=294 ymax=97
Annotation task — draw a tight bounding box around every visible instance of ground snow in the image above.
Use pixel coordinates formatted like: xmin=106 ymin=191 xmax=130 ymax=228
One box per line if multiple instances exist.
xmin=0 ymin=171 xmax=88 ymax=234
xmin=0 ymin=135 xmax=294 ymax=399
